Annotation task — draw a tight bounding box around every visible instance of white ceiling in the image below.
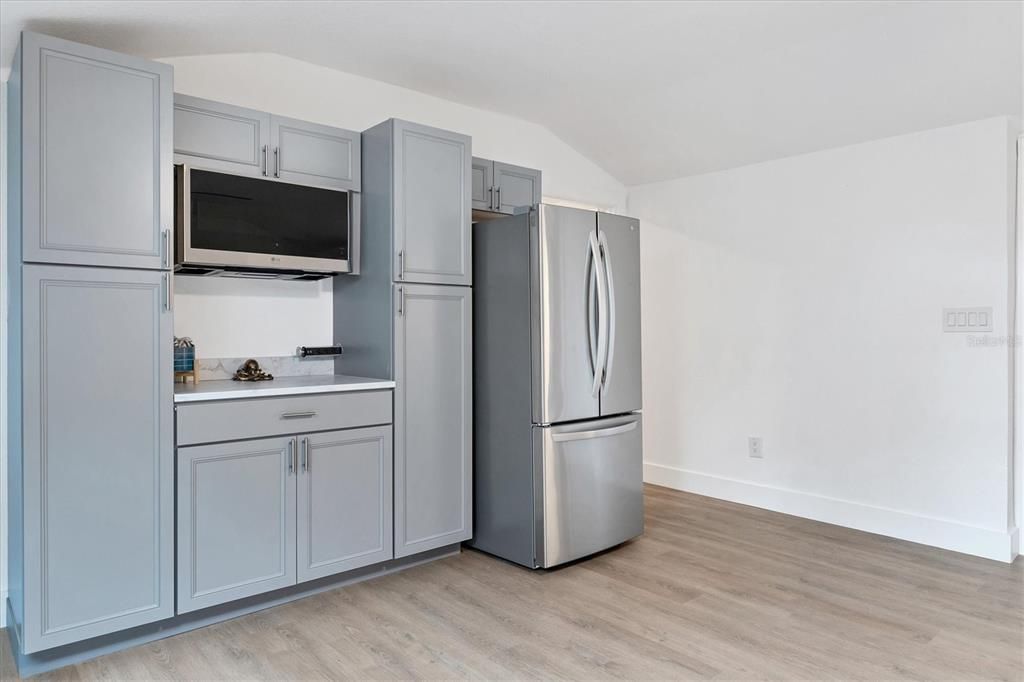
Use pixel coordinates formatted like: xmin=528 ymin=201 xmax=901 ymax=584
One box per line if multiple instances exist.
xmin=1 ymin=1 xmax=1021 ymax=185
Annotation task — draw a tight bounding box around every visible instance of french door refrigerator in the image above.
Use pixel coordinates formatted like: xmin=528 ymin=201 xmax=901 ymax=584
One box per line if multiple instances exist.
xmin=471 ymin=204 xmax=643 ymax=568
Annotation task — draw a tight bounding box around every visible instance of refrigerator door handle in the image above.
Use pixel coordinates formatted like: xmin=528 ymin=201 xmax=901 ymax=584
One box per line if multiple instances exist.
xmin=588 ymin=232 xmax=608 ymax=397
xmin=587 ymin=239 xmax=599 ymax=383
xmin=598 ymin=229 xmax=616 ymax=395
xmin=551 ymin=419 xmax=638 ymax=443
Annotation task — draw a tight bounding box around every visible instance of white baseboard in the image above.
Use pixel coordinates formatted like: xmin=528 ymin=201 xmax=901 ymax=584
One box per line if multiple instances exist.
xmin=645 ymin=462 xmax=1018 ymax=563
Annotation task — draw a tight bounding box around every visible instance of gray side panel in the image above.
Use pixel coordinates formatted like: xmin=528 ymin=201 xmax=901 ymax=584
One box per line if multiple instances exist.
xmin=173 ymin=94 xmax=270 ymax=177
xmin=272 ymin=114 xmax=361 ymax=192
xmin=22 ymin=264 xmax=173 ymax=652
xmin=21 ymin=32 xmax=171 ymax=270
xmin=333 ymin=120 xmax=394 ymax=380
xmin=297 ymin=426 xmax=393 ymax=582
xmin=177 ymin=436 xmax=297 ymax=614
xmin=7 ymin=40 xmax=26 ymax=639
xmin=394 ymin=283 xmax=473 ymax=557
xmin=597 ymin=213 xmax=643 ymax=416
xmin=465 ymin=216 xmax=537 ymax=567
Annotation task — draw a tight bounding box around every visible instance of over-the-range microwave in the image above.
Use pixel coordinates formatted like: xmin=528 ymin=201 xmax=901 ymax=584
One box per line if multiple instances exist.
xmin=174 ymin=165 xmax=359 ymax=279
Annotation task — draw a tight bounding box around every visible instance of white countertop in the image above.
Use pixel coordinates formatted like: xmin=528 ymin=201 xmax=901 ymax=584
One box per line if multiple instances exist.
xmin=174 ymin=374 xmax=395 ymax=403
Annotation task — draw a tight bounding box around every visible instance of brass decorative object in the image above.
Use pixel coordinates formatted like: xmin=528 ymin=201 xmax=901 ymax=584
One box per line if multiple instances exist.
xmin=233 ymin=359 xmax=274 ymax=382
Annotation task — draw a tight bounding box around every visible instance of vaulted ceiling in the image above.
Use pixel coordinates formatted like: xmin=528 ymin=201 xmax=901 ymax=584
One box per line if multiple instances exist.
xmin=2 ymin=1 xmax=1020 ymax=185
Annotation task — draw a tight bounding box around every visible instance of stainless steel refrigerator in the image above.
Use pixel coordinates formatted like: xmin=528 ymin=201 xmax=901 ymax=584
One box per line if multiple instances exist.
xmin=470 ymin=204 xmax=643 ymax=568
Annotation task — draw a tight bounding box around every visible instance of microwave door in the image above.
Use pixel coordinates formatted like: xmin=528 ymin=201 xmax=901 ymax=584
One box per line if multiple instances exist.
xmin=176 ymin=165 xmax=351 ymax=274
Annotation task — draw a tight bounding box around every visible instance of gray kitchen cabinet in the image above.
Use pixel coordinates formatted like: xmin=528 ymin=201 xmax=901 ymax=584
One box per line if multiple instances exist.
xmin=15 ymin=264 xmax=174 ymax=652
xmin=297 ymin=426 xmax=393 ymax=582
xmin=17 ymin=31 xmax=173 ymax=270
xmin=471 ymin=157 xmax=494 ymax=211
xmin=393 ymin=283 xmax=473 ymax=557
xmin=272 ymin=115 xmax=361 ymax=191
xmin=177 ymin=436 xmax=297 ymax=614
xmin=174 ymin=94 xmax=271 ymax=178
xmin=174 ymin=94 xmax=361 ymax=191
xmin=471 ymin=157 xmax=542 ymax=216
xmin=361 ymin=119 xmax=471 ymax=286
xmin=494 ymin=161 xmax=542 ymax=214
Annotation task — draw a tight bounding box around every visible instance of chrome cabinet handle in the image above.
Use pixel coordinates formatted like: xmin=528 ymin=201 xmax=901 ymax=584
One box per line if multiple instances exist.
xmin=397 ymin=286 xmax=405 ymax=316
xmin=287 ymin=439 xmax=295 ymax=474
xmin=301 ymin=437 xmax=309 ymax=472
xmin=398 ymin=249 xmax=405 ymax=280
xmin=488 ymin=186 xmax=493 ymax=209
xmin=162 ymin=273 xmax=173 ymax=312
xmin=274 ymin=147 xmax=280 ymax=178
xmin=262 ymin=145 xmax=268 ymax=177
xmin=161 ymin=229 xmax=171 ymax=269
xmin=496 ymin=186 xmax=501 ymax=210
xmin=281 ymin=411 xmax=317 ymax=419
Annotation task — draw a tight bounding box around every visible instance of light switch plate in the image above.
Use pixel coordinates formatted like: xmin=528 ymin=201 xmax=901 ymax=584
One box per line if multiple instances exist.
xmin=943 ymin=307 xmax=993 ymax=333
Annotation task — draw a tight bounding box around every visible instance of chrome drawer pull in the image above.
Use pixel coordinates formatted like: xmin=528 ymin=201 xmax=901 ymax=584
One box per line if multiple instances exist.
xmin=281 ymin=411 xmax=317 ymax=419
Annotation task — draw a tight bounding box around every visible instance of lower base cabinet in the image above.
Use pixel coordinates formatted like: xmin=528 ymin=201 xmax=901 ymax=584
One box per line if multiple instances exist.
xmin=177 ymin=425 xmax=393 ymax=614
xmin=298 ymin=427 xmax=393 ymax=581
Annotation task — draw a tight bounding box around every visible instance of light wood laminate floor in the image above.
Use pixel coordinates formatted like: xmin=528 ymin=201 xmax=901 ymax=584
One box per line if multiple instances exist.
xmin=3 ymin=484 xmax=1022 ymax=680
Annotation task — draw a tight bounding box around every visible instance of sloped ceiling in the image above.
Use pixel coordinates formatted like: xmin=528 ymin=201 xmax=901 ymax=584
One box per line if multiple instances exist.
xmin=1 ymin=0 xmax=1020 ymax=184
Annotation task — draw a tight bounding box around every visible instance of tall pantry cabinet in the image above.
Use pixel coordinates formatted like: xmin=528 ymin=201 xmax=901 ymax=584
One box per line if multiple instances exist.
xmin=334 ymin=119 xmax=473 ymax=558
xmin=6 ymin=32 xmax=175 ymax=654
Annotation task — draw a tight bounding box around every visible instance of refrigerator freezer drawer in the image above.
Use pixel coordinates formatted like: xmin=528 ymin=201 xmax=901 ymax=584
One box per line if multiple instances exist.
xmin=535 ymin=414 xmax=644 ymax=568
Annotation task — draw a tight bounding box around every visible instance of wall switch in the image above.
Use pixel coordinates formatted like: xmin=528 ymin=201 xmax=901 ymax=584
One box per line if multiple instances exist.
xmin=748 ymin=437 xmax=763 ymax=458
xmin=943 ymin=307 xmax=993 ymax=332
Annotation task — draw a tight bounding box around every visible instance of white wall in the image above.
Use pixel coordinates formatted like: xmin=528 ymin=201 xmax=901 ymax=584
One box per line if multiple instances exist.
xmin=163 ymin=52 xmax=628 ymax=358
xmin=632 ymin=117 xmax=1021 ymax=561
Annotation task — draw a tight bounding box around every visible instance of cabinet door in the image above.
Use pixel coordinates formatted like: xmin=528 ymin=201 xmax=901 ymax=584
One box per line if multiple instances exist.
xmin=174 ymin=94 xmax=271 ymax=178
xmin=392 ymin=120 xmax=472 ymax=286
xmin=21 ymin=32 xmax=172 ymax=269
xmin=493 ymin=161 xmax=542 ymax=215
xmin=394 ymin=284 xmax=472 ymax=557
xmin=271 ymin=115 xmax=361 ymax=191
xmin=21 ymin=265 xmax=173 ymax=653
xmin=177 ymin=436 xmax=297 ymax=614
xmin=297 ymin=426 xmax=393 ymax=582
xmin=471 ymin=157 xmax=494 ymax=211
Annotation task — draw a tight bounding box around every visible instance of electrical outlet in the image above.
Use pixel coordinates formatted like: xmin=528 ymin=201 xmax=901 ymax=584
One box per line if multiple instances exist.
xmin=748 ymin=437 xmax=763 ymax=458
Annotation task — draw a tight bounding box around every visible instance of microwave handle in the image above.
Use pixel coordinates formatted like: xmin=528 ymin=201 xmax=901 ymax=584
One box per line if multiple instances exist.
xmin=348 ymin=191 xmax=361 ymax=276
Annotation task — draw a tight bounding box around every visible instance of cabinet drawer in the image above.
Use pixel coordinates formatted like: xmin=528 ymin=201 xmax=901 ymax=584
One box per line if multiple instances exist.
xmin=176 ymin=390 xmax=393 ymax=446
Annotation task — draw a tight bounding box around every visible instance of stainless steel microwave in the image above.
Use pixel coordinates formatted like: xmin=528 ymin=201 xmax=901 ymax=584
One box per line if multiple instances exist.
xmin=174 ymin=165 xmax=358 ymax=279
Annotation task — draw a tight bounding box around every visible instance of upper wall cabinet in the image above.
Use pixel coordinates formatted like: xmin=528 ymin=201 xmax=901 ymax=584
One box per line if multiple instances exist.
xmin=173 ymin=95 xmax=270 ymax=178
xmin=362 ymin=119 xmax=471 ymax=286
xmin=174 ymin=95 xmax=361 ymax=192
xmin=471 ymin=158 xmax=494 ymax=212
xmin=272 ymin=115 xmax=361 ymax=191
xmin=472 ymin=157 xmax=542 ymax=217
xmin=17 ymin=32 xmax=173 ymax=270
